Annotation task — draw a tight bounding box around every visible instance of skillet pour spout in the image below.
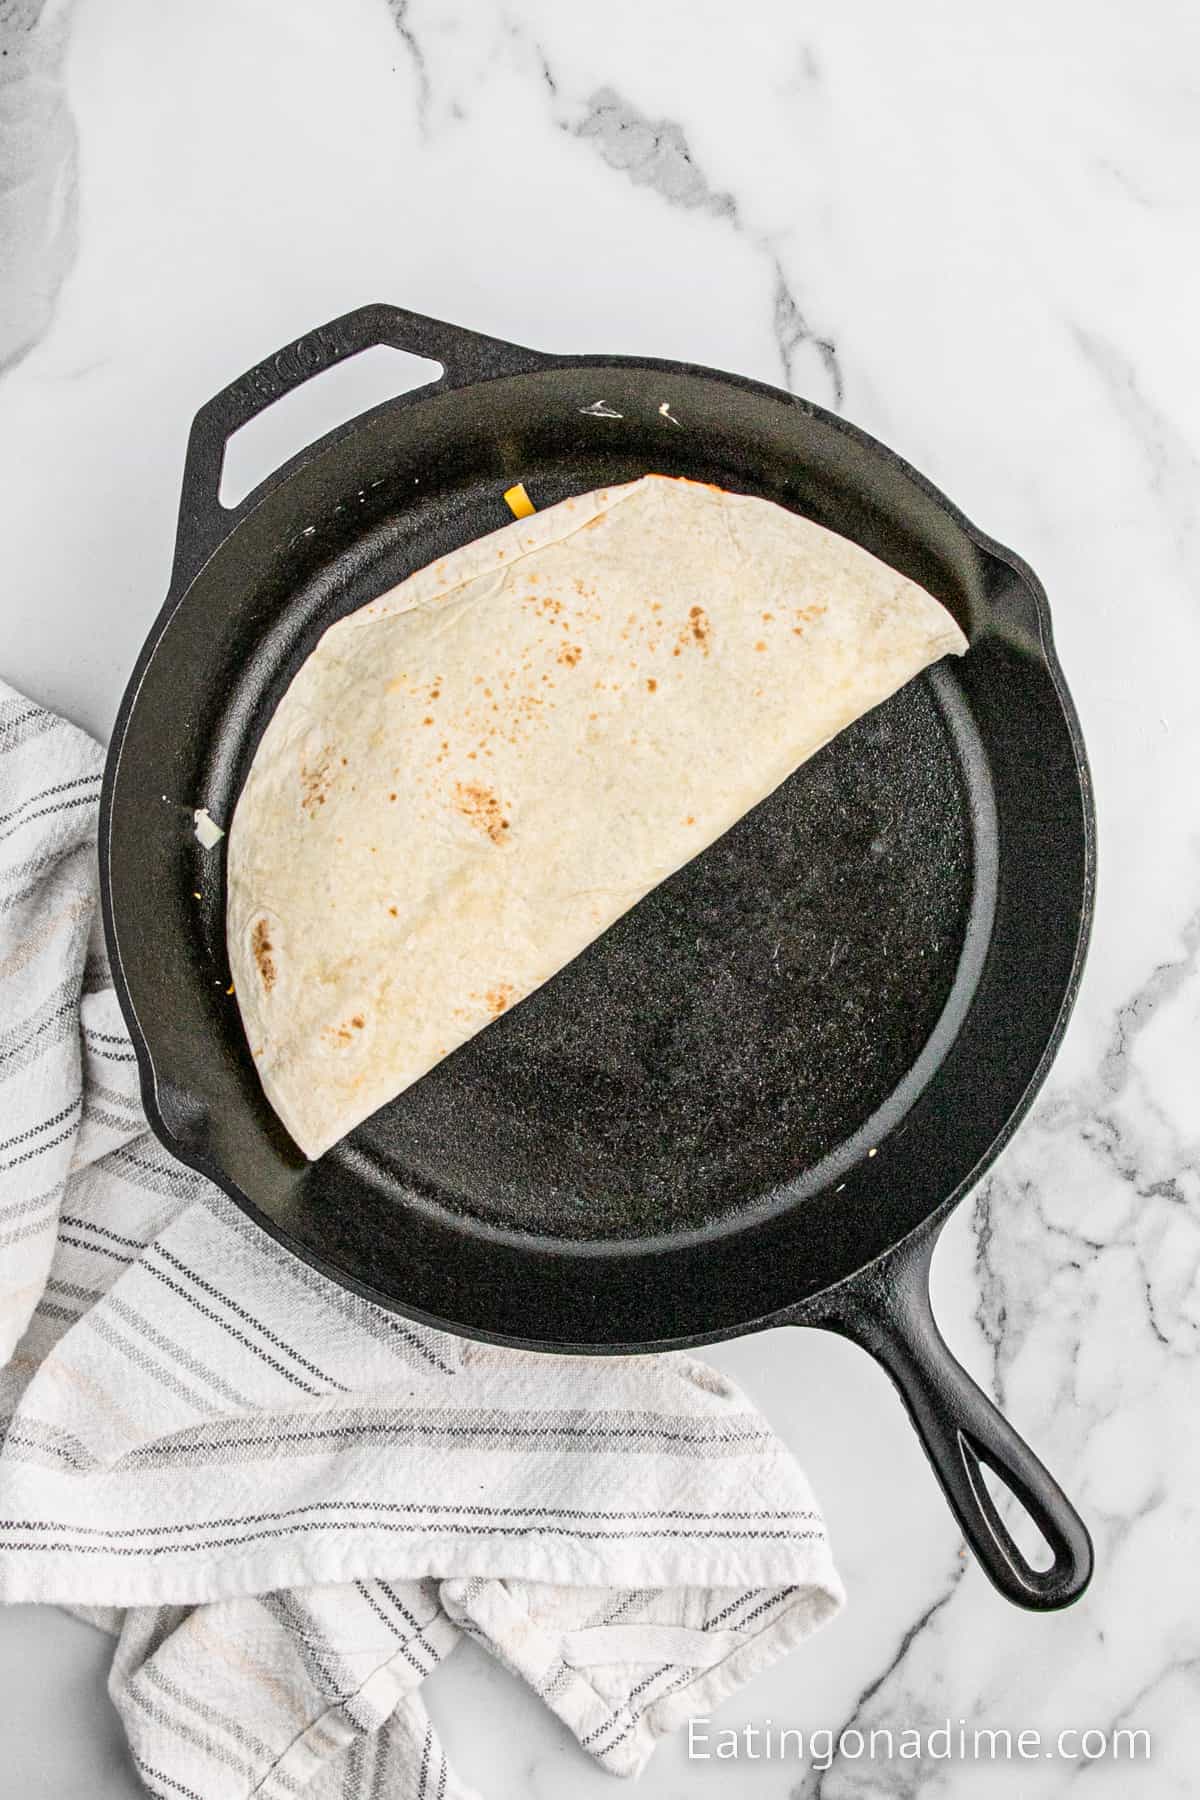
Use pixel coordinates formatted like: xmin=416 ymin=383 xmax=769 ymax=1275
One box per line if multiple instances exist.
xmin=100 ymin=303 xmax=1096 ymax=1611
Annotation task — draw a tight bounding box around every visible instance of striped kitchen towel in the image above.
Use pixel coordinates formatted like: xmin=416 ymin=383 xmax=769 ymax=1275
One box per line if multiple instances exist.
xmin=0 ymin=680 xmax=843 ymax=1799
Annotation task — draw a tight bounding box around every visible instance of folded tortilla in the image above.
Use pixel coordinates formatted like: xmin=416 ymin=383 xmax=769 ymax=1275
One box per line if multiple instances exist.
xmin=227 ymin=475 xmax=967 ymax=1159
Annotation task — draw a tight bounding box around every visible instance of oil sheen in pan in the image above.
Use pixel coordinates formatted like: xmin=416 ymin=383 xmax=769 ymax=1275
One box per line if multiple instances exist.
xmin=338 ymin=659 xmax=998 ymax=1244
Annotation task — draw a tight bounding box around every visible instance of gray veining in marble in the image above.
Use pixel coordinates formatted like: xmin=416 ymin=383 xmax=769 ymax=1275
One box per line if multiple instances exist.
xmin=0 ymin=0 xmax=78 ymax=373
xmin=566 ymin=82 xmax=842 ymax=404
xmin=571 ymin=87 xmax=738 ymax=217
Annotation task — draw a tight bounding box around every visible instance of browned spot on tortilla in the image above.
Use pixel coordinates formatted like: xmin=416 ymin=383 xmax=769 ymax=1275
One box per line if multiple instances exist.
xmin=455 ymin=781 xmax=510 ymax=845
xmin=685 ymin=815 xmax=696 ymax=825
xmin=794 ymin=602 xmax=827 ymax=626
xmin=667 ymin=474 xmax=724 ymax=494
xmin=525 ymin=590 xmax=563 ymax=620
xmin=251 ymin=918 xmax=276 ymax=992
xmin=558 ymin=644 xmax=582 ymax=667
xmin=351 ymin=1015 xmax=364 ymax=1029
xmin=755 ymin=640 xmax=767 ymax=652
xmin=762 ymin=612 xmax=775 ymax=622
xmin=646 ymin=678 xmax=658 ymax=692
xmin=672 ymin=604 xmax=708 ymax=662
xmin=299 ymin=752 xmax=334 ymax=817
xmin=582 ymin=514 xmax=606 ymax=530
xmin=389 ymin=792 xmax=397 ymax=801
xmin=388 ymin=906 xmax=398 ymax=917
xmin=422 ymin=716 xmax=434 ymax=726
xmin=485 ymin=983 xmax=515 ymax=1016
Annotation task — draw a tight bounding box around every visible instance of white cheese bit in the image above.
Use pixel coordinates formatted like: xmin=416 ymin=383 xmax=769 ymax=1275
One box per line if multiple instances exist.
xmin=193 ymin=807 xmax=225 ymax=849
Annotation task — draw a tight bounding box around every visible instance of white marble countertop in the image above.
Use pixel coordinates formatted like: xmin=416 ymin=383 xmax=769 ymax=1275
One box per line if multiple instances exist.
xmin=2 ymin=0 xmax=1198 ymax=1793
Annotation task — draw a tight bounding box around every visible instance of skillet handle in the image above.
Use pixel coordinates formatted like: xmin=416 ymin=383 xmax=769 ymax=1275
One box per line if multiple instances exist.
xmin=172 ymin=302 xmax=547 ymax=590
xmin=808 ymin=1226 xmax=1093 ymax=1610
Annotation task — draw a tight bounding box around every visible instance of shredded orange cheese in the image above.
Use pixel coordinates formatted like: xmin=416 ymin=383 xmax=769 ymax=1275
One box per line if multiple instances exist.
xmin=503 ymin=482 xmax=535 ymax=519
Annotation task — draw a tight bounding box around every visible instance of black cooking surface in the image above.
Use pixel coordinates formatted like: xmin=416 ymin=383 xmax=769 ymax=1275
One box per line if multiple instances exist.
xmin=350 ymin=670 xmax=973 ymax=1237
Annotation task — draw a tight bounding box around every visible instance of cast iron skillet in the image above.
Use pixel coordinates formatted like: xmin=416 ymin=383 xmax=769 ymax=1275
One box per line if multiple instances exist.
xmin=100 ymin=304 xmax=1096 ymax=1611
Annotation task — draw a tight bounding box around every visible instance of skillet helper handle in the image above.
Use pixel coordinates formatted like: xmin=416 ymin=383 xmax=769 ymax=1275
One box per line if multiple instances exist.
xmin=172 ymin=302 xmax=543 ymax=590
xmin=812 ymin=1228 xmax=1093 ymax=1610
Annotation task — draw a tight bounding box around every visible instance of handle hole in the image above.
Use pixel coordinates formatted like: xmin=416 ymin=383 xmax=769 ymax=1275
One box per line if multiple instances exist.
xmin=977 ymin=1456 xmax=1056 ymax=1571
xmin=218 ymin=345 xmax=444 ymax=509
